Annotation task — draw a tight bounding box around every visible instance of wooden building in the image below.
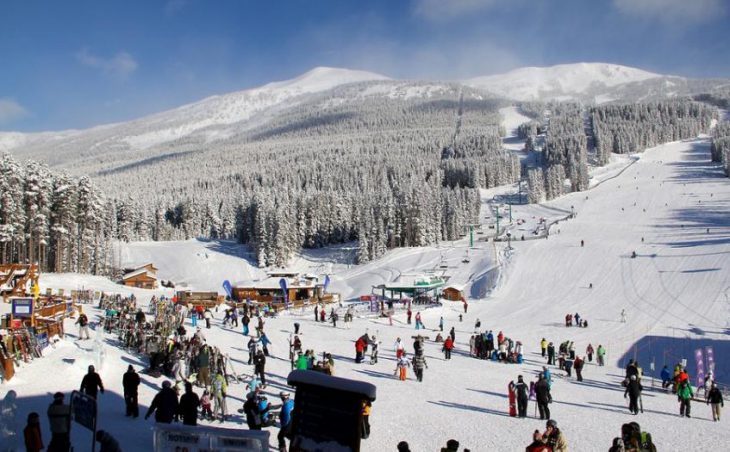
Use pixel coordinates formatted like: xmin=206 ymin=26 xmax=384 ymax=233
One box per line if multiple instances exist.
xmin=121 ymin=263 xmax=158 ymax=289
xmin=442 ymin=284 xmax=465 ymax=301
xmin=233 ymin=271 xmax=339 ymax=311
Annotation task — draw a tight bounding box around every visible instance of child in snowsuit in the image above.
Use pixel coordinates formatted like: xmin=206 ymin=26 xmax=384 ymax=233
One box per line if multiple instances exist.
xmin=200 ymin=389 xmax=213 ymax=420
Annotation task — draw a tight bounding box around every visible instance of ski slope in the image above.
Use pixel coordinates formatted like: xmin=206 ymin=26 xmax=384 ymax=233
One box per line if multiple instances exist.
xmin=2 ymin=137 xmax=729 ymax=451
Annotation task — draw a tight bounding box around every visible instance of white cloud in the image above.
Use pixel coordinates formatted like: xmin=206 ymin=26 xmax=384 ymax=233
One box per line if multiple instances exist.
xmin=0 ymin=99 xmax=28 ymax=125
xmin=76 ymin=48 xmax=138 ymax=80
xmin=412 ymin=0 xmax=501 ymax=21
xmin=613 ymin=0 xmax=724 ymax=24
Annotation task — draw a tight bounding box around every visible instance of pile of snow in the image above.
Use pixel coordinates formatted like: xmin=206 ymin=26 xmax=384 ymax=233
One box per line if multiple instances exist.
xmin=465 ymin=63 xmax=662 ymax=101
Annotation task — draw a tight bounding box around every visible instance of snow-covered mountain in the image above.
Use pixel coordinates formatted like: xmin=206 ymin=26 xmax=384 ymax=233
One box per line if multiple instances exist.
xmin=464 ymin=62 xmax=663 ymax=101
xmin=1 ymin=63 xmax=726 ymax=174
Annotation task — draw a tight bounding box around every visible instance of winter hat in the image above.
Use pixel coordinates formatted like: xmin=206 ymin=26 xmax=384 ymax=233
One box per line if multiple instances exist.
xmin=128 ymin=365 xmax=134 ymax=372
xmin=446 ymin=439 xmax=460 ymax=450
xmin=397 ymin=441 xmax=411 ymax=452
xmin=162 ymin=380 xmax=172 ymax=388
xmin=546 ymin=419 xmax=557 ymax=428
xmin=518 ymin=375 xmax=524 ymax=381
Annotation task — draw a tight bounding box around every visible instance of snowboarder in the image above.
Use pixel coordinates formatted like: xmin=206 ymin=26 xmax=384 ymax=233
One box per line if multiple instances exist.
xmin=707 ymin=382 xmax=724 ymax=421
xmin=624 ymin=375 xmax=643 ymax=415
xmin=178 ymin=382 xmax=200 ymax=426
xmin=535 ymin=374 xmax=551 ymax=420
xmin=678 ymin=379 xmax=693 ymax=417
xmin=247 ymin=336 xmax=257 ymax=365
xmin=122 ymin=365 xmax=140 ymax=417
xmin=515 ymin=375 xmax=529 ymax=418
xmin=80 ymin=365 xmax=105 ymax=400
xmin=145 ymin=381 xmax=179 ymax=423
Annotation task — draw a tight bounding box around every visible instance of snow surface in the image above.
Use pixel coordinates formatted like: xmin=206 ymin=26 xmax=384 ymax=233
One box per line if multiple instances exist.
xmin=465 ymin=63 xmax=662 ymax=101
xmin=2 ymin=138 xmax=730 ymax=451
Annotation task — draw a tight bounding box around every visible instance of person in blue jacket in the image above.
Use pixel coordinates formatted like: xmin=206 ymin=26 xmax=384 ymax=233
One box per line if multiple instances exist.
xmin=260 ymin=332 xmax=272 ymax=356
xmin=278 ymin=392 xmax=295 ymax=451
xmin=660 ymin=365 xmax=672 ymax=389
xmin=542 ymin=366 xmax=552 ymax=389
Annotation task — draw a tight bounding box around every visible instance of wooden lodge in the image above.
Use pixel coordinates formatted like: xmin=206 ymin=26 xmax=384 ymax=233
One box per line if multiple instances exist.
xmin=121 ymin=263 xmax=158 ymax=289
xmin=232 ymin=270 xmax=340 ymax=311
xmin=442 ymin=284 xmax=466 ymax=301
xmin=175 ymin=290 xmax=225 ymax=308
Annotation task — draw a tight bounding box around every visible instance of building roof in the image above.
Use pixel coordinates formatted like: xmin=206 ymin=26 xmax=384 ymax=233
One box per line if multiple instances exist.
xmin=379 ymin=275 xmax=446 ymax=292
xmin=122 ymin=268 xmax=157 ymax=280
xmin=236 ymin=276 xmax=316 ymax=291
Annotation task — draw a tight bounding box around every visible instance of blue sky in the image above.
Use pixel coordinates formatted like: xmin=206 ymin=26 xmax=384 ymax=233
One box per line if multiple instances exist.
xmin=1 ymin=0 xmax=728 ymax=132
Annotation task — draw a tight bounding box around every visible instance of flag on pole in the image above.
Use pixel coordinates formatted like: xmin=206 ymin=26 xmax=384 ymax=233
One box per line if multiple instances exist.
xmin=323 ymin=274 xmax=331 ymax=293
xmin=694 ymin=348 xmax=705 ymax=388
xmin=222 ymin=280 xmax=233 ymax=299
xmin=279 ymin=278 xmax=289 ymax=307
xmin=705 ymin=346 xmax=715 ymax=373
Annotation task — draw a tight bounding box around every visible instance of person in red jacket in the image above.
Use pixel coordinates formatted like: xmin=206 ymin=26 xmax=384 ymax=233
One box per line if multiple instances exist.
xmin=355 ymin=338 xmax=365 ymax=363
xmin=497 ymin=331 xmax=505 ymax=346
xmin=525 ymin=430 xmax=552 ymax=452
xmin=443 ymin=336 xmax=454 ymax=360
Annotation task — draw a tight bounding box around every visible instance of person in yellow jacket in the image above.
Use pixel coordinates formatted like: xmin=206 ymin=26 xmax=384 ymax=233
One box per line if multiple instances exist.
xmin=210 ymin=370 xmax=228 ymax=422
xmin=361 ymin=400 xmax=372 ymax=439
xmin=540 ymin=338 xmax=548 ymax=357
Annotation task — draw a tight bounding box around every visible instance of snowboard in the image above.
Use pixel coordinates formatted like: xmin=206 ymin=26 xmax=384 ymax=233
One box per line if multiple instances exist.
xmin=508 ymin=385 xmax=517 ymax=417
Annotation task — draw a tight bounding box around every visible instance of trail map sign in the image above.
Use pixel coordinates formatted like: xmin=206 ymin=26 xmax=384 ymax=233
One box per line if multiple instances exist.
xmin=71 ymin=390 xmax=98 ymax=452
xmin=153 ymin=424 xmax=269 ymax=452
xmin=11 ymin=297 xmax=33 ymax=318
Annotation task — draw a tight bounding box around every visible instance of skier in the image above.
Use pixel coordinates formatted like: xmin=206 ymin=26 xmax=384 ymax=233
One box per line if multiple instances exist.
xmin=677 ymin=379 xmax=693 ymax=417
xmin=278 ymin=392 xmax=294 ymax=451
xmin=76 ymin=311 xmax=90 ymax=340
xmin=80 ymin=365 xmax=105 ymax=400
xmin=586 ymin=344 xmax=594 ymax=363
xmin=624 ymin=375 xmax=643 ymax=415
xmin=443 ymin=335 xmax=454 ymax=360
xmin=320 ymin=308 xmax=326 ymax=322
xmin=540 ymin=338 xmax=548 ymax=357
xmin=412 ymin=353 xmax=428 ymax=382
xmin=596 ymin=344 xmax=606 ymax=366
xmin=706 ymin=382 xmax=724 ymax=421
xmin=535 ymin=374 xmax=552 ymax=420
xmin=47 ymin=392 xmax=71 ymax=452
xmin=145 ymin=381 xmax=179 ymax=423
xmin=515 ymin=375 xmax=529 ymax=418
xmin=122 ymin=365 xmax=140 ymax=417
xmin=178 ymin=382 xmax=200 ymax=426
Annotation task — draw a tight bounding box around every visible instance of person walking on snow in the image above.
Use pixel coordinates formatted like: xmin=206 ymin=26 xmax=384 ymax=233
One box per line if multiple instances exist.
xmin=597 ymin=344 xmax=606 ymax=366
xmin=624 ymin=375 xmax=643 ymax=415
xmin=412 ymin=353 xmax=428 ymax=382
xmin=707 ymin=382 xmax=724 ymax=421
xmin=394 ymin=337 xmax=405 ymax=359
xmin=586 ymin=344 xmax=594 ymax=363
xmin=678 ymin=379 xmax=694 ymax=417
xmin=547 ymin=342 xmax=556 ymax=365
xmin=76 ymin=311 xmax=91 ymax=340
xmin=178 ymin=382 xmax=200 ymax=426
xmin=535 ymin=374 xmax=552 ymax=420
xmin=396 ymin=353 xmax=410 ymax=381
xmin=122 ymin=365 xmax=140 ymax=417
xmin=80 ymin=365 xmax=105 ymax=400
xmin=443 ymin=336 xmax=454 ymax=360
xmin=449 ymin=326 xmax=456 ymax=343
xmin=415 ymin=312 xmax=423 ymax=330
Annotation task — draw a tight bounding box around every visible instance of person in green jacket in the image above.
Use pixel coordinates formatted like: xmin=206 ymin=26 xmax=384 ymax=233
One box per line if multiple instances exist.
xmin=596 ymin=344 xmax=606 ymax=366
xmin=677 ymin=379 xmax=693 ymax=418
xmin=210 ymin=370 xmax=228 ymax=422
xmin=295 ymin=352 xmax=308 ymax=370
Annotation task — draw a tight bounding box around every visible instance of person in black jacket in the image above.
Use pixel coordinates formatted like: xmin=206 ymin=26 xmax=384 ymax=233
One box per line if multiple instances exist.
xmin=546 ymin=342 xmax=556 ymax=365
xmin=145 ymin=381 xmax=179 ymax=423
xmin=243 ymin=392 xmax=262 ymax=430
xmin=253 ymin=349 xmax=267 ymax=386
xmin=535 ymin=374 xmax=551 ymax=420
xmin=122 ymin=365 xmax=140 ymax=417
xmin=707 ymin=382 xmax=724 ymax=421
xmin=80 ymin=365 xmax=105 ymax=400
xmin=624 ymin=374 xmax=643 ymax=415
xmin=514 ymin=375 xmax=530 ymax=418
xmin=178 ymin=382 xmax=200 ymax=426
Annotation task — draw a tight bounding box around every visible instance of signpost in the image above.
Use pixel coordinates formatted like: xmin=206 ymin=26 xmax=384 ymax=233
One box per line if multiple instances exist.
xmin=71 ymin=390 xmax=97 ymax=452
xmin=153 ymin=424 xmax=269 ymax=451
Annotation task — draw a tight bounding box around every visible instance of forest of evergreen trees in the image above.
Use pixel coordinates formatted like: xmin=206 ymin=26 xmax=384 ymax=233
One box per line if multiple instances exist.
xmin=0 ymin=154 xmax=111 ymax=274
xmin=1 ymin=86 xmax=723 ymax=273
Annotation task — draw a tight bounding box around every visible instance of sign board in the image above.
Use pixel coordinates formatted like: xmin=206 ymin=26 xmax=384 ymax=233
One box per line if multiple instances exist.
xmin=36 ymin=332 xmax=49 ymax=349
xmin=71 ymin=390 xmax=97 ymax=431
xmin=11 ymin=297 xmax=34 ymax=318
xmin=287 ymin=370 xmax=376 ymax=452
xmin=153 ymin=424 xmax=269 ymax=452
